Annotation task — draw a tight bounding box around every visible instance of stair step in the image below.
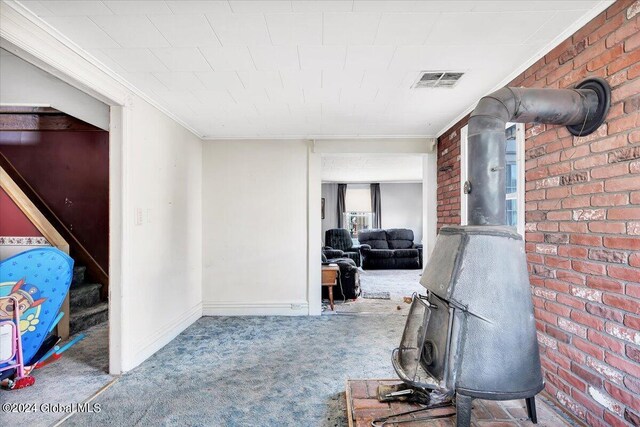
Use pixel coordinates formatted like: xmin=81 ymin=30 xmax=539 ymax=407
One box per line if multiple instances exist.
xmin=70 ymin=283 xmax=102 ymax=310
xmin=70 ymin=302 xmax=108 ymax=335
xmin=72 ymin=265 xmax=86 ymax=286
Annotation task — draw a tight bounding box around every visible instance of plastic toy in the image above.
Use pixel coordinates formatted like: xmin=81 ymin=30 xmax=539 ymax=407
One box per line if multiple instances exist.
xmin=0 ymin=248 xmax=83 ymax=390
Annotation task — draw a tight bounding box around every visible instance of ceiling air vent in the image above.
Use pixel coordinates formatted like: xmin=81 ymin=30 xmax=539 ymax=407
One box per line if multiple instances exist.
xmin=412 ymin=71 xmax=464 ymax=89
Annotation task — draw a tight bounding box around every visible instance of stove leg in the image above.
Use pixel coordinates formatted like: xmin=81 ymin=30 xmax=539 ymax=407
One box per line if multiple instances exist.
xmin=456 ymin=393 xmax=473 ymax=427
xmin=526 ymin=396 xmax=538 ymax=424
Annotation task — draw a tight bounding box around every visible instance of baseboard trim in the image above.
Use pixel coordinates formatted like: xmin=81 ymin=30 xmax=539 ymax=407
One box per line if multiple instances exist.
xmin=124 ymin=302 xmax=202 ymax=371
xmin=202 ymin=301 xmax=309 ymax=316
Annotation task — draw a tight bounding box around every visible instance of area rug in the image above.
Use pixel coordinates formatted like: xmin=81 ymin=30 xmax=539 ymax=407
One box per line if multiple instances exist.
xmin=362 ymin=291 xmax=391 ymax=299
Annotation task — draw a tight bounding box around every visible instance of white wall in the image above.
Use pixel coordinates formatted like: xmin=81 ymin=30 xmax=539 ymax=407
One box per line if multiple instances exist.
xmin=0 ymin=49 xmax=110 ymax=130
xmin=380 ymin=183 xmax=423 ymax=244
xmin=202 ymin=140 xmax=310 ymax=315
xmin=119 ymin=96 xmax=202 ymax=371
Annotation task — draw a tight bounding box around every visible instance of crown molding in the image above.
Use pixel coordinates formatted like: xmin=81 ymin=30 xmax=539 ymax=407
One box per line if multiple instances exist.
xmin=436 ymin=0 xmax=615 ymax=138
xmin=0 ymin=0 xmax=203 ymax=139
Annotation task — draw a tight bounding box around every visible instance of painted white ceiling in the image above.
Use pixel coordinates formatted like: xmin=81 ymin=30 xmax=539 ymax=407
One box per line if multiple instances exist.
xmin=322 ymin=154 xmax=422 ymax=182
xmin=17 ymin=0 xmax=605 ymax=138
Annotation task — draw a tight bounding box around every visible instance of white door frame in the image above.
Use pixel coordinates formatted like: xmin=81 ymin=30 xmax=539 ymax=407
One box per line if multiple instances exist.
xmin=460 ymin=123 xmax=525 ymax=236
xmin=0 ymin=3 xmax=136 ymax=374
xmin=309 ymin=139 xmax=438 ymax=315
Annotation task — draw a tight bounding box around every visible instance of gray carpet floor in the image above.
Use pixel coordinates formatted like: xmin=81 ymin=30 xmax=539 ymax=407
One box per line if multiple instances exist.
xmin=65 ymin=270 xmax=417 ymax=426
xmin=1 ymin=322 xmax=113 ymax=427
xmin=66 ymin=314 xmax=406 ymax=427
xmin=2 ymin=270 xmax=421 ymax=426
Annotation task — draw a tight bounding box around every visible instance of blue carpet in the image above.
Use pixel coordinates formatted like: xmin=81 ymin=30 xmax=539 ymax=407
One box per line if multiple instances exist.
xmin=65 ymin=314 xmax=406 ymax=426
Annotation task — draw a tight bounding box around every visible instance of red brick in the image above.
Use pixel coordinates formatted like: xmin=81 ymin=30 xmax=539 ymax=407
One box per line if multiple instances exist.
xmin=604 ymin=412 xmax=629 ymax=427
xmin=570 ymin=234 xmax=603 ymax=247
xmin=605 ymin=382 xmax=640 ymax=411
xmin=603 ymin=293 xmax=640 ymax=314
xmin=590 ymin=193 xmax=629 ymax=207
xmin=558 ymin=245 xmax=589 ymax=258
xmin=573 ymin=337 xmax=605 ymax=360
xmin=608 ymin=44 xmax=640 ymax=74
xmin=558 ymin=367 xmax=587 ymax=391
xmin=587 ymin=10 xmax=627 ymax=46
xmin=587 ymin=356 xmax=625 ymax=384
xmin=603 ymin=236 xmax=640 ymax=250
xmin=588 ymin=222 xmax=627 ymax=234
xmin=352 ymin=398 xmax=389 ymax=410
xmin=589 ymin=249 xmax=629 ymax=265
xmin=628 ymin=345 xmax=640 ymax=364
xmin=588 ymin=43 xmax=625 ymax=71
xmin=608 ymin=207 xmax=640 ymax=220
xmin=589 ymin=329 xmax=625 ymax=353
xmin=556 ymin=270 xmax=586 ymax=286
xmin=590 ymin=134 xmax=629 ymax=152
xmin=546 ymin=325 xmax=570 ymax=343
xmin=608 ymin=265 xmax=640 ymax=283
xmin=572 ymin=182 xmax=604 ymax=195
xmin=571 ymin=309 xmax=605 ymax=330
xmin=586 ymin=275 xmax=625 ymax=292
xmin=607 ymin=112 xmax=640 ymax=134
xmin=606 ymin=352 xmax=640 ymax=379
xmin=591 ymin=162 xmax=630 ymax=179
xmin=586 ymin=302 xmax=624 ymax=323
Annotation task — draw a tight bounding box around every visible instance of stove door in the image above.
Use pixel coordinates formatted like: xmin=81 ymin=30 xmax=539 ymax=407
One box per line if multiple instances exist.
xmin=393 ymin=294 xmax=451 ymax=390
xmin=420 ymin=293 xmax=451 ymax=383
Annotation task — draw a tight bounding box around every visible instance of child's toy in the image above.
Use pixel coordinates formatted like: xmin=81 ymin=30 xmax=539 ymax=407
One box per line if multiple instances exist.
xmin=0 ymin=296 xmax=34 ymax=389
xmin=0 ymin=248 xmax=81 ymax=390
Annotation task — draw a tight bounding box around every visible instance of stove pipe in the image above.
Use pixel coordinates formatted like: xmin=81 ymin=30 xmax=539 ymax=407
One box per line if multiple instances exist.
xmin=392 ymin=78 xmax=611 ymax=427
xmin=467 ymin=77 xmax=610 ymax=225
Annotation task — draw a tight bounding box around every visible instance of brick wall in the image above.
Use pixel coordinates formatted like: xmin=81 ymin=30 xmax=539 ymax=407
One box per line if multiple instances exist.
xmin=436 ymin=1 xmax=640 ymax=426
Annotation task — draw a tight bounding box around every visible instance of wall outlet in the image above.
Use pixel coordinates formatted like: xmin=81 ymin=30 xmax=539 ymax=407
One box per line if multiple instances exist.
xmin=135 ymin=208 xmax=143 ymax=226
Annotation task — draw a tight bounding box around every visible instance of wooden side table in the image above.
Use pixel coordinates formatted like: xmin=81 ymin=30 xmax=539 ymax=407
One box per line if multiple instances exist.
xmin=321 ymin=264 xmax=340 ymax=311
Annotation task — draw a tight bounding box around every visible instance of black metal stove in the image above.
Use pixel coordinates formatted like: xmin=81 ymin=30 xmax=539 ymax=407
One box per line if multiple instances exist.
xmin=392 ymin=78 xmax=611 ymax=427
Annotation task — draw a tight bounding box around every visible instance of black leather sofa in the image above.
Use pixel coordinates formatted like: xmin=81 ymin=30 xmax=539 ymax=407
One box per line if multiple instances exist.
xmin=321 ymin=253 xmax=360 ymax=300
xmin=324 ymin=228 xmax=361 ymax=266
xmin=358 ymin=229 xmax=423 ymax=270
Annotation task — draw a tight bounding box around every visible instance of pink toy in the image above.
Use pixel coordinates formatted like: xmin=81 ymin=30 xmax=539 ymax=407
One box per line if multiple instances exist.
xmin=0 ymin=296 xmax=35 ymax=389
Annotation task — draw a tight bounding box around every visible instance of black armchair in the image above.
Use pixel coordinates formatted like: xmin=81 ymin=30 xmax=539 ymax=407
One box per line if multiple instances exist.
xmin=322 ymin=253 xmax=360 ymax=300
xmin=324 ymin=228 xmax=361 ymax=266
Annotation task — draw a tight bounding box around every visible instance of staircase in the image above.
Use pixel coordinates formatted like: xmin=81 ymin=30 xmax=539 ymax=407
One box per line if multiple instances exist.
xmin=69 ymin=265 xmax=108 ymax=335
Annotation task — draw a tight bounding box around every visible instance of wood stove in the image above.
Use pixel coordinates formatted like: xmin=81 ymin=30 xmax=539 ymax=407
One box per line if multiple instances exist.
xmin=392 ymin=78 xmax=611 ymax=427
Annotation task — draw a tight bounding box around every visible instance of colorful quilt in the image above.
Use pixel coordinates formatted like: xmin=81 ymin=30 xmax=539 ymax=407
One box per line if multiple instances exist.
xmin=0 ymin=248 xmax=73 ymax=368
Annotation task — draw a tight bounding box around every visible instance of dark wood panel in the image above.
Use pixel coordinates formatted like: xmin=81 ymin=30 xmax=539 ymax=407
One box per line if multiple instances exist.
xmin=0 ymin=152 xmax=109 ymax=300
xmin=0 ymin=113 xmax=102 ymax=131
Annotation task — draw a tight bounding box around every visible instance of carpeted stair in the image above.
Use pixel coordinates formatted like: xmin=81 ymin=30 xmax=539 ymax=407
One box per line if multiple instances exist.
xmin=69 ymin=265 xmax=108 ymax=335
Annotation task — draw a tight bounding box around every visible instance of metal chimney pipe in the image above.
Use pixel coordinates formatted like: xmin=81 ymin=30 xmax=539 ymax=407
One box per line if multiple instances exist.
xmin=466 ymin=78 xmax=611 ymax=226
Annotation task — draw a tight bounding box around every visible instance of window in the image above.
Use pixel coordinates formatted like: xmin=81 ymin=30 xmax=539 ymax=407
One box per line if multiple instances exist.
xmin=504 ymin=124 xmax=521 ymax=231
xmin=460 ymin=123 xmax=525 ymax=236
xmin=345 ymin=184 xmax=372 ymax=238
xmin=345 ymin=212 xmax=372 ymax=238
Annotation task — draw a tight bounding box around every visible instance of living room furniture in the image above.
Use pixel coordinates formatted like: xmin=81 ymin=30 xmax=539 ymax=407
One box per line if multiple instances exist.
xmin=324 ymin=228 xmax=361 ymax=266
xmin=358 ymin=229 xmax=423 ymax=270
xmin=321 ymin=254 xmax=360 ymax=300
xmin=321 ymin=264 xmax=340 ymax=310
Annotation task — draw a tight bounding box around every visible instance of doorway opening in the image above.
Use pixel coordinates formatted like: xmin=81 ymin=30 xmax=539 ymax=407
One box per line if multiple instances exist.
xmin=319 ymin=154 xmax=427 ymax=315
xmin=0 ymin=47 xmax=113 ymax=424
